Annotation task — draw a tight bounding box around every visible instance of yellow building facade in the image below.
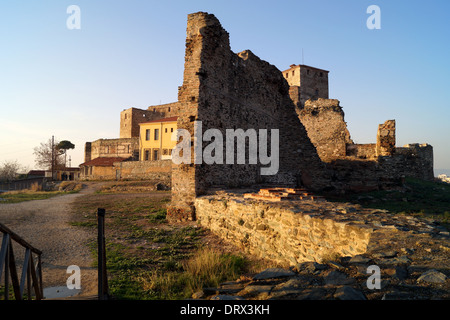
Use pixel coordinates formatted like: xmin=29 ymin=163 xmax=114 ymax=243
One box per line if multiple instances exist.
xmin=139 ymin=116 xmax=178 ymax=161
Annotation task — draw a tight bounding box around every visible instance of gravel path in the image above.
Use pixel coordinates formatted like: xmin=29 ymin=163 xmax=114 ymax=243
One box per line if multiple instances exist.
xmin=0 ymin=183 xmax=103 ymax=297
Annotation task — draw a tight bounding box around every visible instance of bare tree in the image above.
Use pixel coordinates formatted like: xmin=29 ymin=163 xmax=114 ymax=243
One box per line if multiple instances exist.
xmin=33 ymin=138 xmax=65 ymax=170
xmin=0 ymin=160 xmax=23 ymax=182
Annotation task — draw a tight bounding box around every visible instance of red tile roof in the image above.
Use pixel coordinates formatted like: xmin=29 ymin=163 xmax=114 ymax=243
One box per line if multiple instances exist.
xmin=139 ymin=116 xmax=178 ymax=125
xmin=79 ymin=157 xmax=128 ymax=167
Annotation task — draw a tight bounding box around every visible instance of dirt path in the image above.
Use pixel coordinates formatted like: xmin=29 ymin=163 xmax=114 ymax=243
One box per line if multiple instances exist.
xmin=0 ymin=182 xmax=104 ymax=298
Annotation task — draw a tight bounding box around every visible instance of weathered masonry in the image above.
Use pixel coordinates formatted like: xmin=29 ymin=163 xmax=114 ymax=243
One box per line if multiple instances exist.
xmin=297 ymin=98 xmax=434 ymax=192
xmin=78 ymin=11 xmax=437 ymax=266
xmin=84 ymin=138 xmax=139 ymax=163
xmin=166 ymin=12 xmax=434 ymax=220
xmin=80 ymin=11 xmax=434 ymax=223
xmin=167 ymin=12 xmax=329 ymax=221
xmin=195 ymin=194 xmax=373 ymax=265
xmin=79 ymin=157 xmax=172 ymax=183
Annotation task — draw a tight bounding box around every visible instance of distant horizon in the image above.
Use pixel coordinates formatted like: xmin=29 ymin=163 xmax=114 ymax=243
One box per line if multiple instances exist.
xmin=1 ymin=1 xmax=449 ymax=172
xmin=435 ymin=168 xmax=450 ymax=176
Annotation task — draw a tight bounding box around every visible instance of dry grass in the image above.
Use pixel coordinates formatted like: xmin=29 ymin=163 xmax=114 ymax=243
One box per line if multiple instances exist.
xmin=133 ymin=247 xmax=274 ymax=299
xmin=182 ymin=248 xmax=247 ymax=293
xmin=135 ymin=247 xmax=252 ymax=299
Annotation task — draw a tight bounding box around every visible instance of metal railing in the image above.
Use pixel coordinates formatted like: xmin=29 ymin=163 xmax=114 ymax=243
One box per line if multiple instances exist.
xmin=0 ymin=223 xmax=43 ymax=300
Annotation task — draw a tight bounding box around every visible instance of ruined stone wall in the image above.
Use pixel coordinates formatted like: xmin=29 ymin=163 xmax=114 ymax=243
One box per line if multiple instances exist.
xmin=113 ymin=160 xmax=172 ymax=185
xmin=289 ymin=86 xmax=302 ymax=110
xmin=168 ymin=12 xmax=327 ymax=221
xmin=327 ymin=143 xmax=434 ymax=193
xmin=393 ymin=144 xmax=434 ymax=181
xmin=298 ymin=98 xmax=353 ymax=162
xmin=346 ymin=143 xmax=377 ymax=160
xmin=326 ymin=159 xmax=393 ymax=193
xmin=88 ymin=138 xmax=139 ymax=160
xmin=376 ymin=120 xmax=396 ymax=156
xmin=195 ymin=195 xmax=373 ymax=265
xmin=296 ymin=100 xmax=433 ymax=189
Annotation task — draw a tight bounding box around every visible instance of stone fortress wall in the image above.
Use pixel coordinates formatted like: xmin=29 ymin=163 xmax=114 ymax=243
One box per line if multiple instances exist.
xmin=297 ymin=99 xmax=434 ymax=192
xmin=164 ymin=12 xmax=434 ymax=220
xmin=79 ymin=12 xmax=442 ymax=270
xmin=166 ymin=12 xmax=329 ymax=221
xmin=81 ymin=11 xmax=434 ymax=209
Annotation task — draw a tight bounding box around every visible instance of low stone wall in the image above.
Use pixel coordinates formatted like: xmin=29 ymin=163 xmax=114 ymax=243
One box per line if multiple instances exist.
xmin=114 ymin=160 xmax=172 ymax=185
xmin=346 ymin=143 xmax=377 ymax=160
xmin=195 ymin=194 xmax=375 ymax=266
xmin=393 ymin=143 xmax=434 ymax=181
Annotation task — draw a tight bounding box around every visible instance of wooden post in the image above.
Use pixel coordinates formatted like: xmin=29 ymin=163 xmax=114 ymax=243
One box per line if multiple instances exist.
xmin=97 ymin=208 xmax=108 ymax=300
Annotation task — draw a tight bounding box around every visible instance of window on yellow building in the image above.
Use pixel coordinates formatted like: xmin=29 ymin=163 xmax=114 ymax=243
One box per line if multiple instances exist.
xmin=146 ymin=129 xmax=150 ymax=141
xmin=145 ymin=150 xmax=150 ymax=161
xmin=153 ymin=149 xmax=159 ymax=160
xmin=154 ymin=129 xmax=159 ymax=140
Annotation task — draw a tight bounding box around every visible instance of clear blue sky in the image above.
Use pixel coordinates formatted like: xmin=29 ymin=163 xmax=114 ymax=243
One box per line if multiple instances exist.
xmin=1 ymin=0 xmax=449 ymax=174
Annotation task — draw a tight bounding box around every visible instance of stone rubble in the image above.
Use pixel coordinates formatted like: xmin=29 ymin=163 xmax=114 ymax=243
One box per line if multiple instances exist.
xmin=193 ymin=251 xmax=449 ymax=300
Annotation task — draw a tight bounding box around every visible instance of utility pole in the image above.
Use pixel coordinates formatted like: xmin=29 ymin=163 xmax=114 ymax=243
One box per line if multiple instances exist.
xmin=51 ymin=135 xmax=55 ymax=180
